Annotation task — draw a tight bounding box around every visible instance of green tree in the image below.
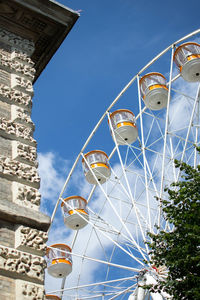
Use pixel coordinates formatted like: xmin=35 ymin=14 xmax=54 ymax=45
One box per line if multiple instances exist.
xmin=147 ymin=158 xmax=200 ymax=300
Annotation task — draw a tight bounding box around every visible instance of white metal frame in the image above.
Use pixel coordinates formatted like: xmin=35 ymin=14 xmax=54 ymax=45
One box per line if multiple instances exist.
xmin=46 ymin=29 xmax=200 ymax=299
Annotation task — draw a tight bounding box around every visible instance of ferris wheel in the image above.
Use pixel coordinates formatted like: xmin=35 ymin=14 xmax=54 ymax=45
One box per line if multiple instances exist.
xmin=45 ymin=29 xmax=200 ymax=300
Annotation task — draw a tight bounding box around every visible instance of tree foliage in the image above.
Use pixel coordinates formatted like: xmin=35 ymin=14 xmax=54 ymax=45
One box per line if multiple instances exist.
xmin=147 ymin=157 xmax=200 ymax=299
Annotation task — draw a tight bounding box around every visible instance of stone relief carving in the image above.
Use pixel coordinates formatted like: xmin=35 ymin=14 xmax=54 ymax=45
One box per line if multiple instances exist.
xmin=0 ymin=246 xmax=45 ymax=283
xmin=13 ymin=182 xmax=41 ymax=209
xmin=0 ymin=52 xmax=35 ymax=79
xmin=12 ymin=141 xmax=37 ymax=166
xmin=0 ymin=84 xmax=32 ymax=109
xmin=0 ymin=28 xmax=34 ymax=55
xmin=15 ymin=226 xmax=47 ymax=256
xmin=0 ymin=156 xmax=40 ymax=188
xmin=11 ymin=106 xmax=34 ymax=129
xmin=0 ymin=118 xmax=35 ymax=144
xmin=11 ymin=74 xmax=33 ymax=94
xmin=12 ymin=50 xmax=35 ymax=66
xmin=16 ymin=280 xmax=45 ymax=300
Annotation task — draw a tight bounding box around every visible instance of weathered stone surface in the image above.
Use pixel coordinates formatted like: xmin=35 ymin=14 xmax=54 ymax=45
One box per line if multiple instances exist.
xmin=11 ymin=106 xmax=34 ymax=129
xmin=0 ymin=275 xmax=15 ymax=300
xmin=12 ymin=141 xmax=37 ymax=166
xmin=0 ymin=246 xmax=46 ymax=283
xmin=0 ymin=118 xmax=36 ymax=145
xmin=11 ymin=74 xmax=33 ymax=95
xmin=0 ymin=220 xmax=15 ymax=248
xmin=0 ymin=51 xmax=35 ymax=79
xmin=0 ymin=99 xmax=11 ymax=119
xmin=16 ymin=279 xmax=45 ymax=300
xmin=0 ymin=156 xmax=40 ymax=188
xmin=0 ymin=177 xmax=12 ymax=202
xmin=12 ymin=50 xmax=35 ymax=66
xmin=0 ymin=28 xmax=35 ymax=55
xmin=15 ymin=225 xmax=47 ymax=256
xmin=0 ymin=84 xmax=32 ymax=109
xmin=0 ymin=136 xmax=12 ymax=157
xmin=0 ymin=198 xmax=50 ymax=231
xmin=13 ymin=182 xmax=40 ymax=209
xmin=0 ymin=68 xmax=10 ymax=85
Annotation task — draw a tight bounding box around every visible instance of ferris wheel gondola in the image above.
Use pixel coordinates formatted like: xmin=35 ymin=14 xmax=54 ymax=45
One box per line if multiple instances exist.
xmin=46 ymin=29 xmax=200 ymax=299
xmin=174 ymin=42 xmax=200 ymax=82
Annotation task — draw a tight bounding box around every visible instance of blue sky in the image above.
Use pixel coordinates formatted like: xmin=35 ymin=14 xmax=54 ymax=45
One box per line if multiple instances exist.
xmin=32 ymin=0 xmax=200 ymax=298
xmin=33 ymin=0 xmax=200 ymax=162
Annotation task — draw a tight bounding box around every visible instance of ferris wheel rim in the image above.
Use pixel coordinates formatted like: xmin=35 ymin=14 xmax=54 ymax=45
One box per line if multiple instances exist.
xmin=46 ymin=29 xmax=200 ymax=299
xmin=48 ymin=28 xmax=200 ymax=232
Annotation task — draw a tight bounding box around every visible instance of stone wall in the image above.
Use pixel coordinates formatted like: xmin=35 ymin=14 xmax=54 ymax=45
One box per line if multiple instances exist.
xmin=0 ymin=1 xmax=79 ymax=299
xmin=0 ymin=28 xmax=49 ymax=300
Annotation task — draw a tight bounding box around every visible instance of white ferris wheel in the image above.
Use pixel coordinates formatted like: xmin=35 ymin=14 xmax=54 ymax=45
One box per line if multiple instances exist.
xmin=45 ymin=29 xmax=200 ymax=300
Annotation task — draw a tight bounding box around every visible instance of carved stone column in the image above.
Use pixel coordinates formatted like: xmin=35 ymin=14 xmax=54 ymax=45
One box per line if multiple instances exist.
xmin=0 ymin=1 xmax=79 ymax=299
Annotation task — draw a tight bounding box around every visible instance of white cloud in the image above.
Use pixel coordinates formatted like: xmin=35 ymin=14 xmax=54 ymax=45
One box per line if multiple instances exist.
xmin=38 ymin=152 xmax=69 ymax=214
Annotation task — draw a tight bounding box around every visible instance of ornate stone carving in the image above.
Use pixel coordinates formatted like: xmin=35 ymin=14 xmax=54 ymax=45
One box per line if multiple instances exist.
xmin=0 ymin=29 xmax=34 ymax=55
xmin=15 ymin=226 xmax=47 ymax=256
xmin=0 ymin=84 xmax=32 ymax=109
xmin=11 ymin=74 xmax=33 ymax=94
xmin=0 ymin=156 xmax=40 ymax=188
xmin=0 ymin=118 xmax=35 ymax=145
xmin=12 ymin=141 xmax=37 ymax=166
xmin=0 ymin=52 xmax=35 ymax=79
xmin=0 ymin=246 xmax=45 ymax=283
xmin=11 ymin=106 xmax=34 ymax=129
xmin=13 ymin=182 xmax=41 ymax=209
xmin=16 ymin=280 xmax=45 ymax=300
xmin=12 ymin=50 xmax=35 ymax=66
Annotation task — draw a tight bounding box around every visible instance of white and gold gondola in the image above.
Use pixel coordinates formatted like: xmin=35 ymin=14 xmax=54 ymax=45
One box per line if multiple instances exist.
xmin=174 ymin=42 xmax=200 ymax=82
xmin=109 ymin=109 xmax=138 ymax=145
xmin=46 ymin=244 xmax=72 ymax=278
xmin=139 ymin=72 xmax=168 ymax=110
xmin=61 ymin=196 xmax=89 ymax=230
xmin=46 ymin=295 xmax=61 ymax=300
xmin=82 ymin=150 xmax=111 ymax=185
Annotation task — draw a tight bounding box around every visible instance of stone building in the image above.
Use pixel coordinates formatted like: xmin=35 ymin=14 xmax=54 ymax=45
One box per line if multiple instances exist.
xmin=0 ymin=1 xmax=79 ymax=299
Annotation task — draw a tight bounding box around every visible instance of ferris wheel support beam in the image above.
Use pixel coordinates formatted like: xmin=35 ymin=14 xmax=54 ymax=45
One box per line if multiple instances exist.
xmin=137 ymin=75 xmax=153 ymax=235
xmin=107 ymin=112 xmax=150 ymax=255
xmin=59 ymin=230 xmax=80 ymax=299
xmin=61 ymin=198 xmax=145 ymax=265
xmin=179 ymin=85 xmax=200 ymax=169
xmin=48 ymin=245 xmax=141 ymax=273
xmin=158 ymin=45 xmax=175 ymax=229
xmin=194 ymin=99 xmax=200 ymax=168
xmin=108 ymin=162 xmax=151 ymax=236
xmin=108 ymin=283 xmax=138 ymax=300
xmin=81 ymin=154 xmax=148 ymax=262
xmin=87 ymin=206 xmax=144 ymax=253
xmin=49 ymin=275 xmax=137 ymax=294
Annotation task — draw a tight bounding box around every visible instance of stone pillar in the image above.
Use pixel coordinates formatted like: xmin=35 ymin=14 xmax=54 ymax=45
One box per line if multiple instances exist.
xmin=0 ymin=1 xmax=79 ymax=299
xmin=0 ymin=28 xmax=48 ymax=300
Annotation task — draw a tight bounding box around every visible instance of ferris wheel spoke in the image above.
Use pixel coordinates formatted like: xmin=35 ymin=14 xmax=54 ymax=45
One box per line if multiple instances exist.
xmin=69 ymin=250 xmax=141 ymax=272
xmin=63 ymin=198 xmax=145 ymax=264
xmin=46 ymin=29 xmax=200 ymax=300
xmin=158 ymin=45 xmax=175 ymax=228
xmin=82 ymin=148 xmax=151 ymax=262
xmin=107 ymin=112 xmax=150 ymax=254
xmin=107 ymin=283 xmax=137 ymax=300
xmin=179 ymin=84 xmax=200 ymax=164
xmin=194 ymin=101 xmax=200 ymax=168
xmin=108 ymin=167 xmax=152 ymax=234
xmin=137 ymin=75 xmax=153 ymax=234
xmin=51 ymin=276 xmax=137 ymax=298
